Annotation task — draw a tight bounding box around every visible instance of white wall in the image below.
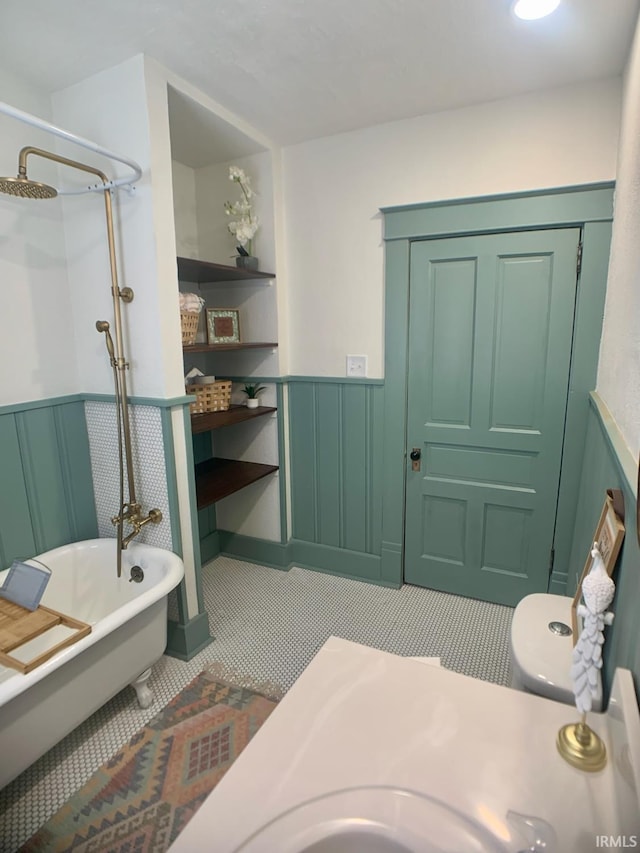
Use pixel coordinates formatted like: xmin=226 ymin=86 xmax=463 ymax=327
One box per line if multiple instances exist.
xmin=172 ymin=160 xmax=199 ymax=259
xmin=52 ymin=55 xmax=184 ymax=400
xmin=282 ymin=78 xmax=622 ymax=378
xmin=597 ymin=16 xmax=640 ymax=457
xmin=0 ymin=67 xmax=77 ymax=404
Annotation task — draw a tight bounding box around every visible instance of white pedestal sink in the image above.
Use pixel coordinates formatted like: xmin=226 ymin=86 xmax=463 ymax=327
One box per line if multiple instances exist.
xmin=170 ymin=637 xmax=640 ymax=853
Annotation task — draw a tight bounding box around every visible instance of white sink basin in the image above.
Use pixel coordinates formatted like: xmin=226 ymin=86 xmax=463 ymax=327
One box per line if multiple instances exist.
xmin=233 ymin=786 xmax=507 ymax=852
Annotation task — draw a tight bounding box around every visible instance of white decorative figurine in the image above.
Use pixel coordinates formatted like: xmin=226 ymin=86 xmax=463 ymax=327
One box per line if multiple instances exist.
xmin=570 ymin=542 xmax=615 ymax=714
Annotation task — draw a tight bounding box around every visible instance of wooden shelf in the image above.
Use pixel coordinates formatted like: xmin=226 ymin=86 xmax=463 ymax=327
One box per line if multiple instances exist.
xmin=184 ymin=342 xmax=278 ymax=353
xmin=179 ymin=255 xmax=279 ymax=513
xmin=191 ymin=405 xmax=276 ymax=435
xmin=194 ymin=457 xmax=278 ymax=508
xmin=178 ymin=256 xmax=275 ymax=284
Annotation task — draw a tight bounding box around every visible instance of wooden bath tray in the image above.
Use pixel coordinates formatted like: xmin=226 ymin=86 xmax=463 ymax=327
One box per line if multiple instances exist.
xmin=0 ymin=598 xmax=91 ymax=674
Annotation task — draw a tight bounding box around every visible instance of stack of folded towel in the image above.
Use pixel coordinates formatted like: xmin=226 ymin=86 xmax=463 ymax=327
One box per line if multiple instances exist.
xmin=179 ymin=292 xmax=205 ymax=313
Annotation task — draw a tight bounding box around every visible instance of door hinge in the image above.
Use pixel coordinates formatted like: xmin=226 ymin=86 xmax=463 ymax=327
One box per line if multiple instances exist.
xmin=576 ymin=241 xmax=583 ymax=277
xmin=548 ymin=547 xmax=555 ymax=577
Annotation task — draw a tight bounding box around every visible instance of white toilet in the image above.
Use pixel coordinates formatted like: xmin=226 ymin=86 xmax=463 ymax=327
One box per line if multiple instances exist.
xmin=509 ymin=493 xmax=625 ymax=712
xmin=509 ymin=591 xmax=602 ymax=709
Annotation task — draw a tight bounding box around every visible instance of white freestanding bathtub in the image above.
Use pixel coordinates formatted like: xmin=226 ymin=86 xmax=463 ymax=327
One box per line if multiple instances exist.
xmin=0 ymin=538 xmax=184 ymax=790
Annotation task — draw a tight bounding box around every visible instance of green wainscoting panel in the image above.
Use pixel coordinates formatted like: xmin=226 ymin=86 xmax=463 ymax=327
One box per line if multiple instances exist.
xmin=0 ymin=400 xmax=97 ymax=567
xmin=288 ymin=382 xmax=318 ymax=542
xmin=288 ymin=379 xmax=385 ymax=581
xmin=0 ymin=414 xmax=37 ymax=567
xmin=188 ymin=377 xmax=384 ymax=584
xmin=568 ymin=395 xmax=640 ymax=704
xmin=53 ymin=402 xmax=100 ymax=542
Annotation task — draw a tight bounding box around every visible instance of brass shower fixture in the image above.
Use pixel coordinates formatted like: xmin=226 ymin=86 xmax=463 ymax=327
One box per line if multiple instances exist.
xmin=0 ymin=146 xmax=162 ymax=576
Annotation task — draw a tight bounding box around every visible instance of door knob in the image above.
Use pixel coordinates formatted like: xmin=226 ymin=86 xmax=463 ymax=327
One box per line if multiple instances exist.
xmin=410 ymin=448 xmax=421 ymax=461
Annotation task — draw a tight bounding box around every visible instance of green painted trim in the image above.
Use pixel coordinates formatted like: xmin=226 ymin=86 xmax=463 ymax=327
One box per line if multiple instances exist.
xmin=200 ymin=530 xmax=221 ymax=565
xmin=380 ymin=239 xmax=411 ymax=586
xmin=286 ymin=376 xmax=385 ymax=386
xmin=589 ymin=393 xmax=638 ymax=498
xmin=0 ymin=393 xmax=194 ymax=414
xmin=550 ymin=220 xmax=613 ymax=592
xmin=216 ymin=376 xmax=286 ymax=385
xmin=165 ymin=612 xmax=213 ymax=660
xmin=218 ymin=530 xmax=289 ymax=569
xmin=276 ymin=383 xmax=288 ymax=544
xmin=218 ymin=376 xmax=385 ymax=386
xmin=382 ymin=186 xmax=615 ymax=594
xmin=182 ymin=405 xmax=206 ymax=617
xmin=0 ymin=395 xmax=85 ymax=414
xmin=83 ymin=393 xmax=193 ymax=407
xmin=217 ymin=531 xmax=396 ymax=588
xmin=290 ymin=540 xmax=393 ymax=586
xmin=159 ymin=408 xmax=182 ymax=565
xmin=382 ymin=183 xmax=615 ymax=242
xmin=380 ymin=542 xmax=404 ymax=585
xmin=381 ymin=182 xmax=615 ymax=213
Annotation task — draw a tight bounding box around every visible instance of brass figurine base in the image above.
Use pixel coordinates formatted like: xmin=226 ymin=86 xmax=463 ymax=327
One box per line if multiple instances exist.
xmin=557 ymin=719 xmax=607 ymax=772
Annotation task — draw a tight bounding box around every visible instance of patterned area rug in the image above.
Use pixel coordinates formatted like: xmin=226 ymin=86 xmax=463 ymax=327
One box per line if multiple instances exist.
xmin=20 ymin=670 xmax=279 ymax=852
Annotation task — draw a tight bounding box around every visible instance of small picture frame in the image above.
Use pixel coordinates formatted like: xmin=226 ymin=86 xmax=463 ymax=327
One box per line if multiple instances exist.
xmin=571 ymin=492 xmax=625 ymax=641
xmin=206 ymin=309 xmax=240 ymax=345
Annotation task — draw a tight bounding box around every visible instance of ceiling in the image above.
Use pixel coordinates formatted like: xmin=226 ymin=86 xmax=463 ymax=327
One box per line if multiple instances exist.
xmin=1 ymin=0 xmax=638 ymax=154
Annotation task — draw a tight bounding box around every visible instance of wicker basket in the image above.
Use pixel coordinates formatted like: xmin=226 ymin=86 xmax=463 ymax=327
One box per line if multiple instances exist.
xmin=181 ymin=311 xmax=200 ymax=346
xmin=186 ymin=380 xmax=232 ymax=414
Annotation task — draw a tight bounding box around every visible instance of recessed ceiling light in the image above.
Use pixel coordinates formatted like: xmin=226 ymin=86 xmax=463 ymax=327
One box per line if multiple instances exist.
xmin=512 ymin=0 xmax=561 ymax=20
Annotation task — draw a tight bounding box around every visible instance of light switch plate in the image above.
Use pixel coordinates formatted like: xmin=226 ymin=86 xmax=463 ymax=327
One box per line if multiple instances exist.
xmin=346 ymin=355 xmax=367 ymax=377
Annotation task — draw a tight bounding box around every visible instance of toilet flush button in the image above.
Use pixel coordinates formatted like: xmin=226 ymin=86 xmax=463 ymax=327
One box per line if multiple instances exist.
xmin=548 ymin=621 xmax=572 ymax=636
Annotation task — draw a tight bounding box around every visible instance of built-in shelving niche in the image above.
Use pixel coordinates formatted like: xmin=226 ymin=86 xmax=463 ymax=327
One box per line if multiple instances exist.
xmin=169 ymin=84 xmax=281 ymax=542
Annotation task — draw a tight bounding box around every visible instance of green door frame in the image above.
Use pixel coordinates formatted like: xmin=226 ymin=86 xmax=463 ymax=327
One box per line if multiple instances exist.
xmin=380 ymin=183 xmax=614 ymax=593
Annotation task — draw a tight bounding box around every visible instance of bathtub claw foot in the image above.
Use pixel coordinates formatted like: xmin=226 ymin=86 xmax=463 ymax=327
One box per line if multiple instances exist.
xmin=131 ymin=668 xmax=154 ymax=709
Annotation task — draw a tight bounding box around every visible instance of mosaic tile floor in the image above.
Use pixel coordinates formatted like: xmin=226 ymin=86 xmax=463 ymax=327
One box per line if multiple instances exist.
xmin=0 ymin=557 xmax=513 ymax=852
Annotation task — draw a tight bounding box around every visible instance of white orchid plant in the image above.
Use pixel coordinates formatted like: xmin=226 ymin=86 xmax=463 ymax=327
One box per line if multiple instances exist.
xmin=224 ymin=166 xmax=259 ymax=257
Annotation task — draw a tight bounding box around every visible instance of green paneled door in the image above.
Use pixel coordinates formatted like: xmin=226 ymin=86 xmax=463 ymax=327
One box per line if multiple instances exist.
xmin=404 ymin=228 xmax=580 ymax=605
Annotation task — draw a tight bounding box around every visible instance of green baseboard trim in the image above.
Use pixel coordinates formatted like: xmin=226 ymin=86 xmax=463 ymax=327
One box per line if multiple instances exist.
xmin=200 ymin=530 xmax=221 ymax=565
xmin=217 ymin=531 xmax=290 ymax=570
xmin=165 ymin=612 xmax=213 ymax=660
xmin=213 ymin=531 xmax=393 ymax=587
xmin=289 ymin=539 xmax=387 ymax=585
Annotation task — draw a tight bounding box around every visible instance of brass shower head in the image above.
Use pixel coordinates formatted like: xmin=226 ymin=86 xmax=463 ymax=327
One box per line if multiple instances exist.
xmin=0 ymin=173 xmax=57 ymax=199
